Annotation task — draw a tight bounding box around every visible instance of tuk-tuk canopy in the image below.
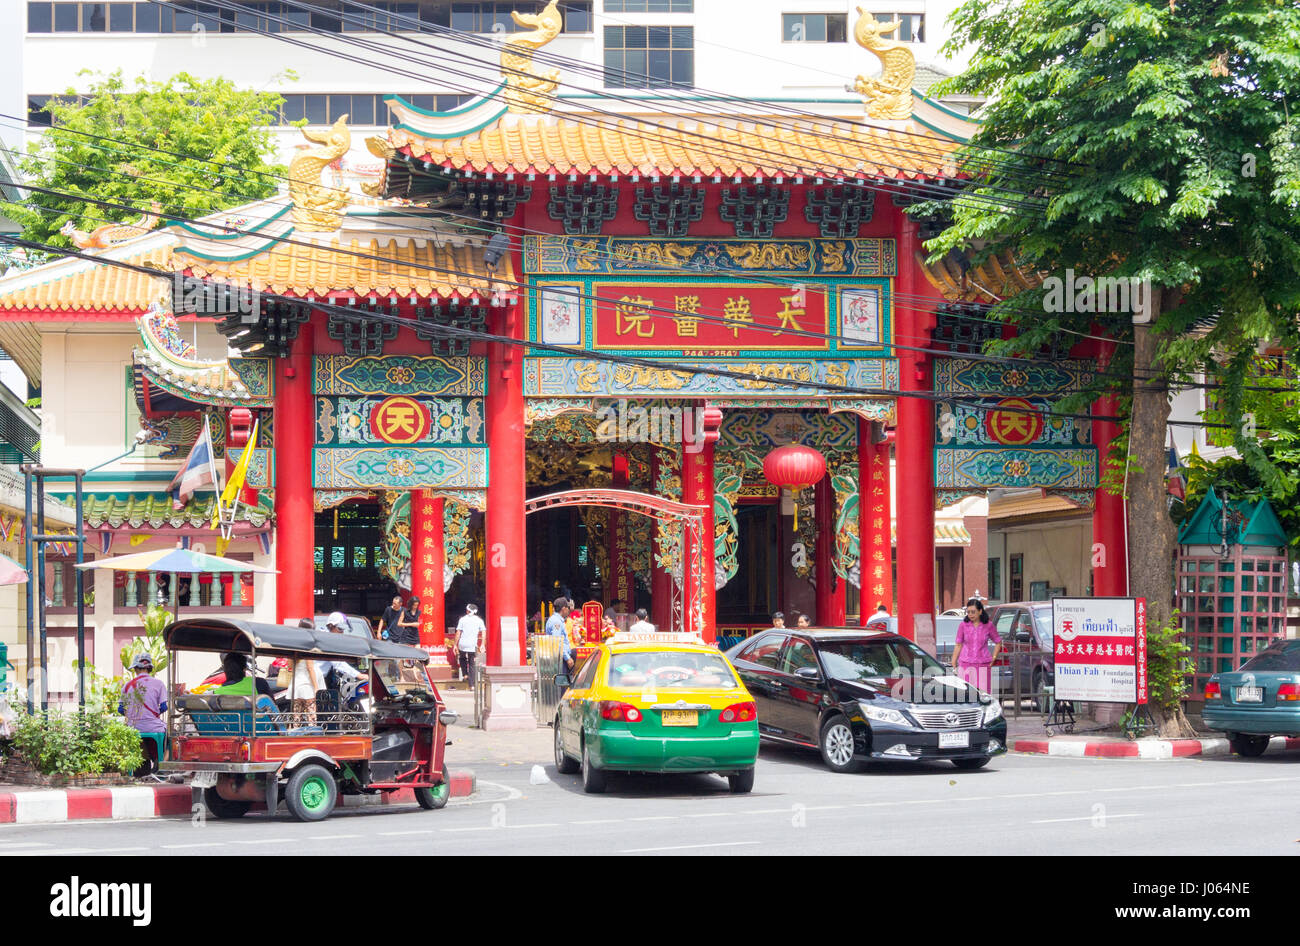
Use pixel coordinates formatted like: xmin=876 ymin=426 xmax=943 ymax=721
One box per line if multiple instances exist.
xmin=164 ymin=617 xmax=431 ymax=661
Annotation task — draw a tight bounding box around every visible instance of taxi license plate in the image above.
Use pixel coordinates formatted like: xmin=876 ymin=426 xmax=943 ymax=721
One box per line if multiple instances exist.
xmin=1236 ymin=686 xmax=1264 ymax=703
xmin=661 ymin=710 xmax=698 ymax=727
xmin=939 ymin=732 xmax=970 ymax=749
xmin=191 ymin=771 xmax=218 ymax=789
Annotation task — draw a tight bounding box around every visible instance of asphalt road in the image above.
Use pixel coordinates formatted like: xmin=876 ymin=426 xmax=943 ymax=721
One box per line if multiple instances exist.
xmin=4 ymin=745 xmax=1298 ymax=856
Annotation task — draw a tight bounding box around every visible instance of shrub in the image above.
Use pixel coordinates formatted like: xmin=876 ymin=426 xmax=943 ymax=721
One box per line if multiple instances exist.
xmin=9 ymin=709 xmax=144 ymax=777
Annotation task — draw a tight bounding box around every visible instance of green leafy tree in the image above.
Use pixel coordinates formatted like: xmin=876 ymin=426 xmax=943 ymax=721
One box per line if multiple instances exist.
xmin=925 ymin=0 xmax=1300 ymax=736
xmin=7 ymin=70 xmax=287 ymax=246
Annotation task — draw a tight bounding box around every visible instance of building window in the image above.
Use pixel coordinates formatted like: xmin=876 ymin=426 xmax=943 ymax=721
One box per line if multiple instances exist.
xmin=605 ymin=0 xmax=693 ymax=11
xmin=987 ymin=557 xmax=1001 ymax=600
xmin=873 ymin=11 xmax=925 ymax=42
xmin=53 ymin=2 xmax=81 ymax=31
xmin=28 ymin=2 xmax=54 ymax=32
xmin=1009 ymin=553 xmax=1023 ymax=601
xmin=27 ymin=96 xmax=53 ymax=128
xmin=781 ymin=13 xmax=847 ymax=43
xmin=451 ymin=1 xmax=592 ymax=32
xmin=604 ymin=25 xmax=693 ymax=89
xmin=108 ymin=2 xmax=134 ymax=30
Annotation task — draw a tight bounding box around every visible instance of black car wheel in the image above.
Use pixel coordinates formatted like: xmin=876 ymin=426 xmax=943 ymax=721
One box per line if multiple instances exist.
xmin=819 ymin=716 xmax=863 ymax=773
xmin=203 ymin=787 xmax=250 ymax=819
xmin=554 ymin=721 xmax=579 ymax=774
xmin=952 ymin=757 xmax=991 ymax=770
xmin=727 ymin=767 xmax=755 ymax=793
xmin=1229 ymin=733 xmax=1270 ymax=757
xmin=581 ymin=740 xmax=607 ymax=794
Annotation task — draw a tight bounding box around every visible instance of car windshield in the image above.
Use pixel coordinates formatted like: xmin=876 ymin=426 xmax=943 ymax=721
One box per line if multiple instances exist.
xmin=818 ymin=639 xmax=946 ymax=681
xmin=1034 ymin=609 xmax=1053 ymax=645
xmin=1239 ymin=640 xmax=1300 ymax=672
xmin=605 ymin=651 xmax=738 ymax=689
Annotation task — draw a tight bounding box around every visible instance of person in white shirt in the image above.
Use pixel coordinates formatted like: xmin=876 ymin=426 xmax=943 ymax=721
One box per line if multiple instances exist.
xmin=628 ymin=608 xmax=655 ymax=634
xmin=455 ymin=604 xmax=486 ymax=686
xmin=321 ymin=611 xmax=363 ymax=686
xmin=865 ymin=604 xmax=891 ymax=628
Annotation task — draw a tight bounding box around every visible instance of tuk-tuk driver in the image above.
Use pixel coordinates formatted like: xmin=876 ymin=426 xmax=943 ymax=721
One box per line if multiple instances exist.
xmin=320 ymin=611 xmax=364 ymax=687
xmin=212 ymin=653 xmax=276 ymax=700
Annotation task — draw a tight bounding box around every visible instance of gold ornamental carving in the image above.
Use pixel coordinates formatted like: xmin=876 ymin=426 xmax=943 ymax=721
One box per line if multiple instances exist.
xmin=501 ymin=0 xmax=562 ymax=114
xmin=289 ymin=116 xmax=352 ymax=231
xmin=852 ymin=8 xmax=916 ymax=120
xmin=60 ymin=202 xmax=162 ymax=249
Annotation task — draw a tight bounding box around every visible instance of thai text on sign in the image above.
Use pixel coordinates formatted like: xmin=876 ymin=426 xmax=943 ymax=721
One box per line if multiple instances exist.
xmin=1051 ymin=597 xmax=1146 ymax=704
xmin=593 ymin=285 xmax=829 ymax=351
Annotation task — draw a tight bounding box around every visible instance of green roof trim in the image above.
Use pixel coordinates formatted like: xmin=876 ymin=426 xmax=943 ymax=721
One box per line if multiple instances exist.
xmin=82 ymin=492 xmax=273 ymax=531
xmin=385 ymin=87 xmax=507 ymax=118
xmin=172 ymin=205 xmax=291 ymax=241
xmin=176 ymin=231 xmax=296 ymax=264
xmin=1178 ymin=491 xmax=1287 ymax=549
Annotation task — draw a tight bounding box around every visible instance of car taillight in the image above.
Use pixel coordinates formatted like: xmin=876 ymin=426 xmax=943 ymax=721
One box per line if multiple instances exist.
xmin=720 ymin=701 xmax=756 ymax=723
xmin=1204 ymin=681 xmax=1221 ymax=700
xmin=599 ymin=701 xmax=642 ymax=722
xmin=239 ymin=741 xmax=252 ymax=761
xmin=1276 ymin=684 xmax=1300 ymax=702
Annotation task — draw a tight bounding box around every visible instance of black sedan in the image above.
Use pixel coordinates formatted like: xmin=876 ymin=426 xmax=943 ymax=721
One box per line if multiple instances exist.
xmin=725 ymin=628 xmax=1007 ymax=772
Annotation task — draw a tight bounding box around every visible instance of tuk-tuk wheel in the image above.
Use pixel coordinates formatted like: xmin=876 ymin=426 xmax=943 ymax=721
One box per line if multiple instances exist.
xmin=203 ymin=787 xmax=251 ymax=819
xmin=285 ymin=764 xmax=338 ymax=822
xmin=415 ymin=767 xmax=451 ymax=810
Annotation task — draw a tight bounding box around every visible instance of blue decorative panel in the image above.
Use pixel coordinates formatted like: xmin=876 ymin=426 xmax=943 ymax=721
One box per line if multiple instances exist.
xmin=314 ymin=355 xmax=487 ymax=396
xmin=228 ymin=358 xmax=274 ymax=401
xmin=313 ymin=447 xmax=489 ymax=490
xmin=228 ymin=448 xmax=273 ymax=488
xmin=523 ymin=236 xmax=896 ymax=277
xmin=523 ymin=357 xmax=900 ymax=398
xmin=315 ymin=396 xmax=486 ymax=446
xmin=720 ymin=411 xmax=858 ymax=450
xmin=935 ymin=447 xmax=1098 ymax=490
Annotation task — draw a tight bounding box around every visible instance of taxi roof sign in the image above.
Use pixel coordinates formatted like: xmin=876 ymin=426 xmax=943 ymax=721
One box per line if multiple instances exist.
xmin=608 ymin=632 xmax=705 ymax=645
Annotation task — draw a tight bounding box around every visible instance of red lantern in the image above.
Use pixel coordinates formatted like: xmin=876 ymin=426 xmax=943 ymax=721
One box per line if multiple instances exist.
xmin=763 ymin=444 xmax=827 ymax=529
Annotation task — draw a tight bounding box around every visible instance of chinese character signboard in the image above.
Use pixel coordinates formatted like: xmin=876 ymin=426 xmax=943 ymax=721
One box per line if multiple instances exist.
xmin=1052 ymin=597 xmax=1147 ymax=704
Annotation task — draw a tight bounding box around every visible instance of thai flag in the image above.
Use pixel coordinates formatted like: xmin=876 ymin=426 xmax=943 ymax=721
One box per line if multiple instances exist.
xmin=1166 ymin=437 xmax=1186 ymax=500
xmin=167 ymin=415 xmax=219 ymax=509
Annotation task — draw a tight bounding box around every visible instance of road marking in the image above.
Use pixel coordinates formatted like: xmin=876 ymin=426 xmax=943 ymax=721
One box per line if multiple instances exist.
xmin=685 ymin=812 xmax=732 ymax=818
xmin=621 ymin=841 xmax=761 ymax=853
xmin=1030 ymin=814 xmax=1144 ymax=824
xmin=0 ymin=842 xmax=51 ymax=849
xmin=442 ymin=826 xmax=496 ymax=833
xmin=505 ymin=822 xmax=561 ymax=829
xmin=161 ymin=842 xmax=225 ymax=849
xmin=232 ymin=838 xmax=293 ymax=845
xmin=628 ymin=816 xmax=675 ymax=822
xmin=308 ymin=834 xmax=361 ymax=840
xmin=570 ymin=818 xmax=622 ymax=825
xmin=377 ymin=830 xmax=436 ymax=836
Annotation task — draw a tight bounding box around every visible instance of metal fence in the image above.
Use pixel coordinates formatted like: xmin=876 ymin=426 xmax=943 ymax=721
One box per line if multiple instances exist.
xmin=531 ymin=634 xmax=563 ymax=725
xmin=995 ymin=648 xmax=1054 ymax=719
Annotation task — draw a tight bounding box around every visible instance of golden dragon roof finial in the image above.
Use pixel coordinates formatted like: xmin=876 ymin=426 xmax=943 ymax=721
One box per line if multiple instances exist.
xmin=289 ymin=116 xmax=352 ymax=231
xmin=60 ymin=202 xmax=162 ymax=249
xmin=852 ymin=8 xmax=916 ymax=120
xmin=501 ymin=0 xmax=563 ymax=114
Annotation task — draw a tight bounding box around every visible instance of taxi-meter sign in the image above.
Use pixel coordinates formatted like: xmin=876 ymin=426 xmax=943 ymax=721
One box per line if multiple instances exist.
xmin=369 ymin=396 xmax=430 ymax=444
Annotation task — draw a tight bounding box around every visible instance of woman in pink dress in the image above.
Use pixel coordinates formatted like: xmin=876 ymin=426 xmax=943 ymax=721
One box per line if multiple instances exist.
xmin=951 ymin=598 xmax=1001 ymax=693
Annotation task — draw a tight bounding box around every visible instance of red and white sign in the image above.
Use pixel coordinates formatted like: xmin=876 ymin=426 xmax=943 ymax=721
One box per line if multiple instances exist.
xmin=1052 ymin=597 xmax=1147 ymax=704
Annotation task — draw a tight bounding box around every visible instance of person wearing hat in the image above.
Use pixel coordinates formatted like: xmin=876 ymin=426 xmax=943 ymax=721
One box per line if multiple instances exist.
xmin=120 ymin=654 xmax=167 ymax=735
xmin=320 ymin=612 xmax=364 ymax=689
xmin=455 ymin=603 xmax=486 ymax=686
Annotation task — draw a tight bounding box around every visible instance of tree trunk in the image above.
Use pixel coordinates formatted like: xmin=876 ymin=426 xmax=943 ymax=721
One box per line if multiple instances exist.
xmin=1128 ymin=289 xmax=1195 ymax=738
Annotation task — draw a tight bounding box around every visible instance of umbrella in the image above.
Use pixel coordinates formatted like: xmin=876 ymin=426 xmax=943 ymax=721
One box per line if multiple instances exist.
xmin=76 ymin=547 xmax=278 ymax=620
xmin=0 ymin=552 xmax=29 ymax=586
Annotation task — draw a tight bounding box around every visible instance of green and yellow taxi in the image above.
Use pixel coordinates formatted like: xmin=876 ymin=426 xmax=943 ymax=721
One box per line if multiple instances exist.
xmin=553 ymin=632 xmax=760 ymax=794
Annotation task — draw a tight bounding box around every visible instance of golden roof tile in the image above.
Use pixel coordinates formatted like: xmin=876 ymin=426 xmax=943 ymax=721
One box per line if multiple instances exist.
xmin=0 ymin=246 xmax=172 ymax=313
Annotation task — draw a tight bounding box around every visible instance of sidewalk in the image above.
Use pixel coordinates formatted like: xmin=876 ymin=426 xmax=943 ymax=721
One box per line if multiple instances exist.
xmin=1004 ymin=711 xmax=1300 ymax=760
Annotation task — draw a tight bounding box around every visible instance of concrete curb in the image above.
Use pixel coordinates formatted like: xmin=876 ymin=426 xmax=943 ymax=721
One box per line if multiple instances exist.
xmin=0 ymin=770 xmax=476 ymax=825
xmin=1013 ymin=735 xmax=1300 ymax=759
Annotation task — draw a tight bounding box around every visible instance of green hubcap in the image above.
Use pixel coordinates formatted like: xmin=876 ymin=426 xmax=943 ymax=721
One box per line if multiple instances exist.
xmin=431 ymin=782 xmax=449 ymax=802
xmin=300 ymin=776 xmax=330 ymax=811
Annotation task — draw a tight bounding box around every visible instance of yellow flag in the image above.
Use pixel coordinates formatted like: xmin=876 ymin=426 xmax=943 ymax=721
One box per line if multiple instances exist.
xmin=216 ymin=536 xmax=231 ymax=557
xmin=130 ymin=534 xmax=150 ymax=547
xmin=212 ymin=420 xmax=258 ymax=530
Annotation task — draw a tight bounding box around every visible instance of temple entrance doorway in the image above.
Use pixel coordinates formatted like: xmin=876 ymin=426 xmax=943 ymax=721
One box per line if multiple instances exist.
xmin=313 ymin=501 xmax=396 ymax=623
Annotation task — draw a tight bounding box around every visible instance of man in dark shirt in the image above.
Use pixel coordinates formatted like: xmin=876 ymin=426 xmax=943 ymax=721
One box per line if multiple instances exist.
xmin=381 ymin=594 xmax=404 ymax=641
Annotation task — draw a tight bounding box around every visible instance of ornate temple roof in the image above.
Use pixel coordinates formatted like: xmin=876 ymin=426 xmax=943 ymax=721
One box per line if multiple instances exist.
xmin=83 ymin=491 xmax=273 ymax=532
xmin=919 ymin=247 xmax=1044 ymax=303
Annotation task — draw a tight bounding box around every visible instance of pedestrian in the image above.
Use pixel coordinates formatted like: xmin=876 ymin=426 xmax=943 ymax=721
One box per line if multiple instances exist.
xmin=952 ymin=597 xmax=1001 ymax=693
xmin=397 ymin=595 xmax=422 ymax=646
xmin=545 ymin=596 xmax=575 ymax=676
xmin=456 ymin=603 xmax=485 ymax=686
xmin=119 ymin=654 xmax=167 ymax=776
xmin=771 ymin=611 xmax=786 ymax=629
xmin=320 ymin=612 xmax=364 ymax=689
xmin=865 ymin=603 xmax=891 ymax=628
xmin=290 ymin=630 xmax=324 ymax=723
xmin=627 ymin=607 xmax=654 ymax=634
xmin=381 ymin=594 xmax=404 ymax=641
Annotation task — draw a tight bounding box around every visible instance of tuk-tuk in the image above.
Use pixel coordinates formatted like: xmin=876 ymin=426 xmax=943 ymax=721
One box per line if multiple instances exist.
xmin=159 ymin=617 xmax=457 ymax=823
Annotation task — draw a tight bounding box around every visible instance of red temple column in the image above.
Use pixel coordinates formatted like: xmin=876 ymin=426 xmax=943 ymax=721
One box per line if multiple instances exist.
xmin=274 ymin=324 xmax=314 ymax=624
xmin=650 ymin=449 xmax=674 ymax=630
xmin=609 ymin=454 xmax=632 ymax=612
xmin=858 ymin=420 xmax=893 ymax=625
xmin=1092 ymin=344 xmax=1128 ymax=596
xmin=814 ymin=473 xmax=846 ymax=625
xmin=410 ymin=490 xmax=445 ymax=649
xmin=481 ymin=301 xmax=533 ymax=730
xmin=681 ymin=405 xmax=720 ymax=641
xmin=894 ymin=214 xmax=935 ymax=641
